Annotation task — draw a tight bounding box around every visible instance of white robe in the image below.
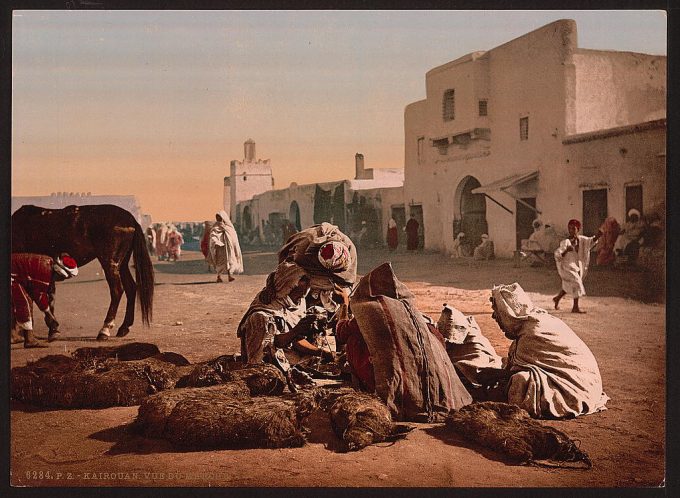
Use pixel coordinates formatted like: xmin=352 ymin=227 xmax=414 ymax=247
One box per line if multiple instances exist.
xmin=207 ymin=211 xmax=243 ymax=275
xmin=554 ymin=235 xmax=598 ymax=298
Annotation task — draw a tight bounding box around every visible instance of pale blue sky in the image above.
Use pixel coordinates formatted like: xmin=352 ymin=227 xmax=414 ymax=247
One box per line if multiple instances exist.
xmin=12 ymin=10 xmax=667 ymax=220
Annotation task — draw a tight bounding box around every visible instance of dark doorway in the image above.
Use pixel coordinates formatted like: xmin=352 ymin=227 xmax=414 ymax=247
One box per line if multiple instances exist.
xmin=409 ymin=204 xmax=424 ymax=249
xmin=625 ymin=185 xmax=643 ymax=217
xmin=457 ymin=176 xmax=488 ymax=249
xmin=391 ymin=205 xmax=406 ymax=247
xmin=289 ymin=201 xmax=301 ymax=231
xmin=583 ymin=189 xmax=608 ymax=236
xmin=515 ymin=197 xmax=536 ymax=250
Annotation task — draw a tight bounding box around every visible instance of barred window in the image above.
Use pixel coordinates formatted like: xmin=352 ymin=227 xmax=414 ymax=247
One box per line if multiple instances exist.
xmin=442 ymin=89 xmax=455 ymax=121
xmin=478 ymin=100 xmax=488 ymax=116
xmin=520 ymin=117 xmax=529 ymax=141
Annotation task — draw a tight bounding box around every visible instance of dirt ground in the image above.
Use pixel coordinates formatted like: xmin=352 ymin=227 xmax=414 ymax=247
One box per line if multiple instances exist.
xmin=10 ymin=248 xmax=666 ymax=488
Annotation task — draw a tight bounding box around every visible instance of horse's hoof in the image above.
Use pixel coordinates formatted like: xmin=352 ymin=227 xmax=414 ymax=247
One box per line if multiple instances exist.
xmin=48 ymin=331 xmax=62 ymax=342
xmin=96 ymin=333 xmax=110 ymax=341
xmin=116 ymin=327 xmax=130 ymax=337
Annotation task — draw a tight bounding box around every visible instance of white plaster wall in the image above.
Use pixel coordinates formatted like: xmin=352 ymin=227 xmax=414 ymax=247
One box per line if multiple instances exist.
xmin=572 ymin=50 xmax=666 ymax=134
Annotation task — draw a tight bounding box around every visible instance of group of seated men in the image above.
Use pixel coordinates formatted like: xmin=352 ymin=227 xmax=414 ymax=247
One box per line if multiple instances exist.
xmin=236 ymin=223 xmax=608 ymax=420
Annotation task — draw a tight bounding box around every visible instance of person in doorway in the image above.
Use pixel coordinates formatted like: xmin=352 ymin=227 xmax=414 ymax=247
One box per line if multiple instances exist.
xmin=451 ymin=232 xmax=465 ymax=258
xmin=553 ymin=219 xmax=602 ymax=313
xmin=207 ymin=210 xmax=243 ymax=283
xmin=405 ymin=214 xmax=420 ymax=251
xmin=386 ymin=217 xmax=399 ymax=251
xmin=11 ymin=253 xmax=79 ymax=347
xmin=614 ymin=209 xmax=646 ymax=263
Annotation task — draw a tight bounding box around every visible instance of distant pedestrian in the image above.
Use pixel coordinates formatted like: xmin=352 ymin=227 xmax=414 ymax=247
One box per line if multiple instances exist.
xmin=405 ymin=214 xmax=419 ymax=251
xmin=553 ymin=219 xmax=602 ymax=313
xmin=596 ymin=217 xmax=620 ymax=266
xmin=200 ymin=220 xmax=212 ymax=260
xmin=386 ymin=217 xmax=398 ymax=250
xmin=145 ymin=226 xmax=156 ymax=256
xmin=451 ymin=232 xmax=465 ymax=258
xmin=166 ymin=225 xmax=184 ymax=262
xmin=207 ymin=210 xmax=244 ymax=283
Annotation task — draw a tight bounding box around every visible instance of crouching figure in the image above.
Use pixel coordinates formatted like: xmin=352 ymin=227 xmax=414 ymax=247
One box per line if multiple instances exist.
xmin=490 ymin=282 xmax=608 ymax=419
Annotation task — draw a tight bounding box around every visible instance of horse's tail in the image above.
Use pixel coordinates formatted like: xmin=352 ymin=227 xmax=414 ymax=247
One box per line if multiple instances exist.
xmin=132 ymin=223 xmax=154 ymax=325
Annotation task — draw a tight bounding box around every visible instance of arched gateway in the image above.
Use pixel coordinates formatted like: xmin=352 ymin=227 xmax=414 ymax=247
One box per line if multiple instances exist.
xmin=454 ymin=176 xmax=488 ymax=251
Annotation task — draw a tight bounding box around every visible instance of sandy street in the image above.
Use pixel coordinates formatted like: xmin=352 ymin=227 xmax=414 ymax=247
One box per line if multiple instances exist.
xmin=10 ymin=249 xmax=665 ymax=488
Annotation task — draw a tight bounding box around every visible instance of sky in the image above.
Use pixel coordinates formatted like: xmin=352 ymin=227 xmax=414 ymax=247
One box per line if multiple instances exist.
xmin=12 ymin=10 xmax=667 ymax=221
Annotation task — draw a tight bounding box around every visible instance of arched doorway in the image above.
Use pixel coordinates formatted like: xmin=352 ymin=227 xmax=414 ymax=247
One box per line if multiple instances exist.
xmin=454 ymin=176 xmax=488 ymax=252
xmin=289 ymin=201 xmax=301 ymax=231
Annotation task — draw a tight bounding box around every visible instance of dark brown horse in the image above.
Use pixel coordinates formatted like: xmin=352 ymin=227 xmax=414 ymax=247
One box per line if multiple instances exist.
xmin=11 ymin=204 xmax=154 ymax=340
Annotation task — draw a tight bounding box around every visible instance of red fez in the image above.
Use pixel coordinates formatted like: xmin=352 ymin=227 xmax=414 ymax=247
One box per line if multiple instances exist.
xmin=62 ymin=255 xmax=78 ymax=269
xmin=567 ymin=219 xmax=582 ymax=229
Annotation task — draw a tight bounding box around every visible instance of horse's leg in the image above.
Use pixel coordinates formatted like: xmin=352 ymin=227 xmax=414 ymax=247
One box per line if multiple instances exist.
xmin=44 ymin=286 xmax=61 ymax=341
xmin=97 ymin=259 xmax=124 ymax=340
xmin=116 ymin=253 xmax=136 ymax=337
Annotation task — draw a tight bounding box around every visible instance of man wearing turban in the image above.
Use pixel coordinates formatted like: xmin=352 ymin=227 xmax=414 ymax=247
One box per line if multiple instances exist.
xmin=553 ymin=219 xmax=602 ymax=313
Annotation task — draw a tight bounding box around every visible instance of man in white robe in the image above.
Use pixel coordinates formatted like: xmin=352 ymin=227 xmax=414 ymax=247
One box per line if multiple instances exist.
xmin=553 ymin=219 xmax=601 ymax=313
xmin=207 ymin=210 xmax=243 ymax=283
xmin=490 ymin=282 xmax=608 ymax=419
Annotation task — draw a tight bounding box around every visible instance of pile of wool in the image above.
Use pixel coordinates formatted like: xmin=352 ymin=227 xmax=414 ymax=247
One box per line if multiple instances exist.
xmin=134 ymin=383 xmax=324 ymax=449
xmin=10 ymin=353 xmax=186 ymax=408
xmin=326 ymin=389 xmax=413 ymax=451
xmin=176 ymin=357 xmax=286 ymax=395
xmin=445 ymin=401 xmax=592 ymax=468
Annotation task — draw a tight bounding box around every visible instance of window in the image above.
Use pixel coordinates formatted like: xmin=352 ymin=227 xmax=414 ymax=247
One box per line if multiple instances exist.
xmin=478 ymin=100 xmax=488 ymax=116
xmin=519 ymin=117 xmax=529 ymax=141
xmin=417 ymin=137 xmax=424 ymax=163
xmin=432 ymin=138 xmax=449 ymax=155
xmin=442 ymin=89 xmax=455 ymax=121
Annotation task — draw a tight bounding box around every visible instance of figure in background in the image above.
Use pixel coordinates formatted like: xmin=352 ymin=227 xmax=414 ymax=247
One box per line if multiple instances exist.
xmin=386 ymin=217 xmax=399 ymax=251
xmin=596 ymin=217 xmax=620 ymax=266
xmin=207 ymin=210 xmax=243 ymax=283
xmin=491 ymin=282 xmax=608 ymax=419
xmin=473 ymin=234 xmax=495 ymax=260
xmin=11 ymin=253 xmax=78 ymax=347
xmin=553 ymin=219 xmax=601 ymax=313
xmin=200 ymin=220 xmax=213 ymax=268
xmin=451 ymin=232 xmax=465 ymax=258
xmin=155 ymin=223 xmax=169 ymax=261
xmin=614 ymin=209 xmax=646 ymax=263
xmin=145 ymin=226 xmax=156 ymax=257
xmin=405 ymin=214 xmax=420 ymax=251
xmin=166 ymin=225 xmax=184 ymax=262
xmin=282 ymin=221 xmax=297 ymax=244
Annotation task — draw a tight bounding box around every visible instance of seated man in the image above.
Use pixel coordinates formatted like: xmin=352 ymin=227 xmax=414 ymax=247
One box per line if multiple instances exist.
xmin=473 ymin=234 xmax=495 ymax=260
xmin=614 ymin=209 xmax=646 ymax=262
xmin=490 ymin=282 xmax=608 ymax=419
xmin=436 ymin=304 xmax=504 ymax=395
xmin=237 ymin=261 xmax=334 ymax=375
xmin=11 ymin=252 xmax=79 ymax=347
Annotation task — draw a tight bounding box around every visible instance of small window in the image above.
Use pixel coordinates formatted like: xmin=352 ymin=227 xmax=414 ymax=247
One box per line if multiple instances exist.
xmin=520 ymin=117 xmax=529 ymax=141
xmin=478 ymin=100 xmax=488 ymax=116
xmin=442 ymin=89 xmax=455 ymax=121
xmin=432 ymin=138 xmax=449 ymax=155
xmin=417 ymin=137 xmax=425 ymax=163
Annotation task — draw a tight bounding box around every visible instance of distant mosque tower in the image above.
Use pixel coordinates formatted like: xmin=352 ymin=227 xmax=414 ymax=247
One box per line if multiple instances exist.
xmin=223 ymin=139 xmax=274 ymax=223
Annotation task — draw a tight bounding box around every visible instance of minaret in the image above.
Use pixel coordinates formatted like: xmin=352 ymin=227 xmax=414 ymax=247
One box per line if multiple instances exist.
xmin=244 ymin=139 xmax=256 ymax=162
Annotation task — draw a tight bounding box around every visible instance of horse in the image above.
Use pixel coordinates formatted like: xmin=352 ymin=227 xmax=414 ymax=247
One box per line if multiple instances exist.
xmin=11 ymin=204 xmax=154 ymax=340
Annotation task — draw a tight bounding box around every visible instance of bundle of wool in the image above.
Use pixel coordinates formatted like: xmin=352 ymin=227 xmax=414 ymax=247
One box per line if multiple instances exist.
xmin=327 ymin=390 xmax=413 ymax=451
xmin=445 ymin=401 xmax=591 ymax=468
xmin=135 ymin=383 xmax=317 ymax=449
xmin=10 ymin=354 xmax=185 ymax=408
xmin=176 ymin=359 xmax=286 ymax=396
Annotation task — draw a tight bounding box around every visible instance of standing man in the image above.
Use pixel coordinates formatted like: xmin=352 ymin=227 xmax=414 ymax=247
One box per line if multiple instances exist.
xmin=386 ymin=217 xmax=398 ymax=251
xmin=405 ymin=213 xmax=420 ymax=251
xmin=553 ymin=219 xmax=602 ymax=313
xmin=207 ymin=210 xmax=244 ymax=283
xmin=11 ymin=253 xmax=78 ymax=347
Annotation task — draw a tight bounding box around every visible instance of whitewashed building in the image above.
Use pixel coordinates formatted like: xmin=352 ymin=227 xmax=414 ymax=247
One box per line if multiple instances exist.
xmin=403 ymin=19 xmax=666 ymax=257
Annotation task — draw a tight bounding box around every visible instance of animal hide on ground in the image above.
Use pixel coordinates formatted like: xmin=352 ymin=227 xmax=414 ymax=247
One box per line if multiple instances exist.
xmin=10 ymin=353 xmax=185 ymax=408
xmin=135 ymin=384 xmax=322 ymax=449
xmin=175 ymin=357 xmax=286 ymax=395
xmin=327 ymin=390 xmax=413 ymax=451
xmin=445 ymin=401 xmax=591 ymax=468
